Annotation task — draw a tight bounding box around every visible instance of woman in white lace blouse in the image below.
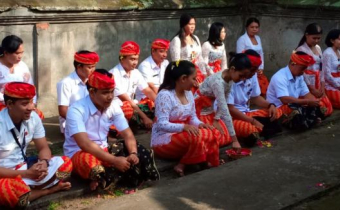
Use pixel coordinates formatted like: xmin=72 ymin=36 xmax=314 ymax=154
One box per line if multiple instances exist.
xmin=195 ymin=53 xmax=253 ymax=150
xmin=323 ymin=29 xmax=340 ymax=109
xmin=169 ymin=13 xmax=207 ymax=86
xmin=151 ymin=60 xmax=221 ymax=176
xmin=202 ymin=22 xmax=228 ymax=74
xmin=296 ymin=23 xmax=333 ymax=116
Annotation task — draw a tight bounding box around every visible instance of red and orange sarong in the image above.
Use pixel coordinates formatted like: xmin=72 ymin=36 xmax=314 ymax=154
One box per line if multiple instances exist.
xmin=304 ymin=70 xmax=333 ymax=116
xmin=194 ymin=91 xmax=231 ymax=146
xmin=0 ymin=156 xmax=72 ymax=208
xmin=0 ymin=176 xmax=30 ymax=208
xmin=71 ymin=149 xmax=108 ymax=180
xmin=121 ymin=101 xmax=134 ymax=121
xmin=153 ymin=129 xmax=220 ymax=167
xmin=153 ymin=119 xmax=220 ymax=167
xmin=233 ymin=109 xmax=283 ymax=138
xmin=258 ymin=73 xmax=269 ymax=97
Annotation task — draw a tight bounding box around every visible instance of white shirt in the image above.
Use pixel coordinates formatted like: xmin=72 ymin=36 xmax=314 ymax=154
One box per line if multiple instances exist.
xmin=0 ymin=61 xmax=35 ymax=103
xmin=56 ymin=71 xmax=88 ymax=132
xmin=151 ymin=89 xmax=202 ymax=147
xmin=267 ymin=66 xmax=310 ymax=107
xmin=296 ymin=43 xmax=324 ymax=86
xmin=64 ymin=96 xmax=129 ymax=157
xmin=236 ymin=32 xmax=264 ymax=70
xmin=201 ymin=41 xmax=228 ymax=74
xmin=109 ymin=63 xmax=148 ymax=105
xmin=227 ymin=74 xmax=261 ymax=112
xmin=0 ymin=108 xmax=45 ymax=169
xmin=136 ymin=56 xmax=169 ymax=101
xmin=323 ymin=47 xmax=340 ymax=91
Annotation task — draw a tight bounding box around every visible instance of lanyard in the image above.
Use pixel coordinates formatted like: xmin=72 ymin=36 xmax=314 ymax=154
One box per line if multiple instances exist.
xmin=10 ymin=128 xmax=27 ymax=162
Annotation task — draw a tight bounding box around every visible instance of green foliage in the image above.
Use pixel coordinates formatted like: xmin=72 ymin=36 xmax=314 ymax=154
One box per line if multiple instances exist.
xmin=48 ymin=202 xmax=61 ymax=210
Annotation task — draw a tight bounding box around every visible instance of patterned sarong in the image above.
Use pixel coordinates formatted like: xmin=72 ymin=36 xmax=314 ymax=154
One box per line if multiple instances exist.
xmin=153 ymin=119 xmax=220 ymax=167
xmin=233 ymin=109 xmax=282 ymax=138
xmin=194 ymin=91 xmax=231 ymax=147
xmin=71 ymin=142 xmax=159 ymax=189
xmin=258 ymin=73 xmax=269 ymax=97
xmin=0 ymin=156 xmax=72 ymax=208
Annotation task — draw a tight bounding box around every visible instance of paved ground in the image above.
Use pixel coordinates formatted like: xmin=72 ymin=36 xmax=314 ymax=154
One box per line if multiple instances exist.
xmin=28 ymin=112 xmax=340 ymax=209
xmin=89 ymin=117 xmax=340 ymax=210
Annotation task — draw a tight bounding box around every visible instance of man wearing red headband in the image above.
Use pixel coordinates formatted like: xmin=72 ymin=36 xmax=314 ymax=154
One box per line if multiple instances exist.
xmin=109 ymin=41 xmax=156 ymax=129
xmin=136 ymin=39 xmax=170 ymax=101
xmin=227 ymin=49 xmax=282 ymax=147
xmin=57 ymin=50 xmax=99 ymax=133
xmin=0 ymin=82 xmax=72 ymax=208
xmin=267 ymin=51 xmax=328 ymax=129
xmin=63 ymin=69 xmax=159 ymax=192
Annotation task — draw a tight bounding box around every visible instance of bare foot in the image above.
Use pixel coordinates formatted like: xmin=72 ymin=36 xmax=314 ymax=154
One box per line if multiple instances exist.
xmin=90 ymin=180 xmax=99 ymax=191
xmin=174 ymin=163 xmax=185 ymax=177
xmin=50 ymin=182 xmax=71 ymax=193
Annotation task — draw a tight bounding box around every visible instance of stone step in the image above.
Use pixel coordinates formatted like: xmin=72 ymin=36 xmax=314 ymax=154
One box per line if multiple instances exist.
xmin=25 ymin=110 xmax=340 ymax=209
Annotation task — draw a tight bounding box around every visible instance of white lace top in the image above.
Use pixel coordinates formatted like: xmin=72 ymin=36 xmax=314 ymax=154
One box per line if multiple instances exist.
xmin=323 ymin=47 xmax=340 ymax=91
xmin=151 ymin=89 xmax=202 ymax=147
xmin=169 ymin=35 xmax=208 ymax=75
xmin=296 ymin=43 xmax=324 ymax=87
xmin=198 ymin=71 xmax=235 ymax=136
xmin=201 ymin=41 xmax=227 ymax=74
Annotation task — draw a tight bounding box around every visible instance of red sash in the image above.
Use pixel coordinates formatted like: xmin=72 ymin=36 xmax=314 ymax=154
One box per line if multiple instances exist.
xmin=208 ymin=60 xmax=222 ymax=73
xmin=305 ymin=70 xmax=320 ymax=89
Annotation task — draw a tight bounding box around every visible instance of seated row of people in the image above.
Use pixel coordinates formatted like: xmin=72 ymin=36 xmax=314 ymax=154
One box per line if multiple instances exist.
xmin=0 ymin=72 xmax=160 ymax=208
xmin=152 ymin=50 xmax=329 ymax=176
xmin=0 ymin=50 xmax=332 ymax=208
xmin=57 ymin=39 xmax=169 ymax=133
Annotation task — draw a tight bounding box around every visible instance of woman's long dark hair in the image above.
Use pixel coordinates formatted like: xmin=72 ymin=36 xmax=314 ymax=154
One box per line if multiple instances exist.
xmin=174 ymin=13 xmax=199 ymax=47
xmin=0 ymin=35 xmax=23 ymax=56
xmin=159 ymin=60 xmax=196 ymax=92
xmin=207 ymin=22 xmax=225 ymax=47
xmin=297 ymin=23 xmax=322 ymax=48
xmin=325 ymin=29 xmax=340 ymax=47
xmin=228 ymin=52 xmax=252 ymax=71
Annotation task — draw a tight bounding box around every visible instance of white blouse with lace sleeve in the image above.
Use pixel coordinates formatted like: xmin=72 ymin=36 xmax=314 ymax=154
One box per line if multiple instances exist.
xmin=198 ymin=71 xmax=235 ymax=136
xmin=151 ymin=89 xmax=202 ymax=147
xmin=201 ymin=41 xmax=228 ymax=74
xmin=296 ymin=43 xmax=323 ymax=86
xmin=169 ymin=35 xmax=209 ymax=75
xmin=323 ymin=47 xmax=340 ymax=91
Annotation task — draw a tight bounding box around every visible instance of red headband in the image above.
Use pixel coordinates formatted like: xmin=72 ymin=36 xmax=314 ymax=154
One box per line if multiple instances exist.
xmin=88 ymin=72 xmax=115 ymax=89
xmin=151 ymin=39 xmax=170 ymax=50
xmin=246 ymin=54 xmax=262 ymax=68
xmin=4 ymin=82 xmax=36 ymax=99
xmin=291 ymin=52 xmax=315 ymax=67
xmin=119 ymin=41 xmax=140 ymax=56
xmin=74 ymin=52 xmax=100 ymax=65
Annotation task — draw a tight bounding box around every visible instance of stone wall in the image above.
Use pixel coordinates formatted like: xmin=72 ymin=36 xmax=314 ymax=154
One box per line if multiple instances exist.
xmin=0 ymin=2 xmax=340 ymax=117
